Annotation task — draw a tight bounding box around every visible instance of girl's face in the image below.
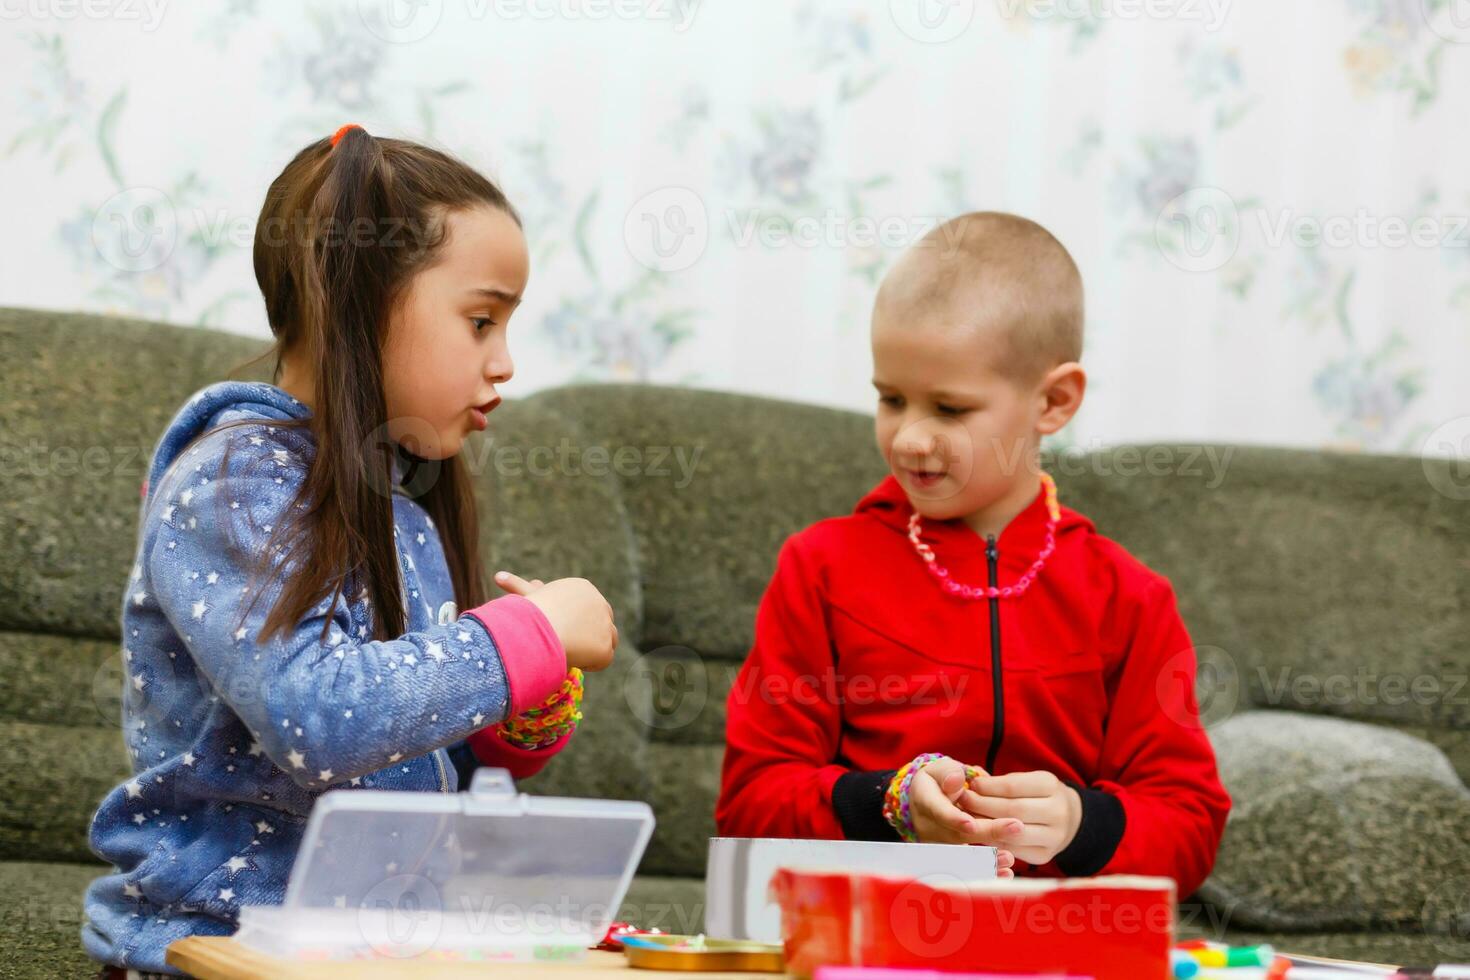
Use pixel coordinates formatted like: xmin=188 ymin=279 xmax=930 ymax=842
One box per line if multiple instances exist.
xmin=383 ymin=205 xmax=530 ymax=461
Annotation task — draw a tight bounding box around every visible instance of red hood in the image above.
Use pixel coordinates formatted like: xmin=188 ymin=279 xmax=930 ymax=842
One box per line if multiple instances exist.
xmin=853 ymin=473 xmax=1094 ymax=568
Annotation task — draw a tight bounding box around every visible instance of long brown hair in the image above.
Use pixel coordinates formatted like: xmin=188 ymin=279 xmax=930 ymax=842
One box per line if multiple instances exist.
xmin=207 ymin=128 xmax=519 ymax=645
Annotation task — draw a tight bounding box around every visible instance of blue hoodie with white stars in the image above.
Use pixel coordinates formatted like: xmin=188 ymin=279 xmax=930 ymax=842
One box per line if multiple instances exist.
xmin=82 ymin=381 xmax=571 ymax=974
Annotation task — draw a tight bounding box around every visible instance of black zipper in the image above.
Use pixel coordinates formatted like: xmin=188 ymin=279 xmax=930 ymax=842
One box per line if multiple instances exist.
xmin=984 ymin=534 xmax=1004 ymax=773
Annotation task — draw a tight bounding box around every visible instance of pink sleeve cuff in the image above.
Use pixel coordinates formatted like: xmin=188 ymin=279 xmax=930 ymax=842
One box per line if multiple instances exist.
xmin=464 ymin=726 xmax=574 ymax=780
xmin=464 ymin=594 xmax=567 ymax=716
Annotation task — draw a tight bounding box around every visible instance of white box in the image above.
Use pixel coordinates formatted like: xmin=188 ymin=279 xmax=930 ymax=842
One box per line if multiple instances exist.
xmin=703 ymin=836 xmax=998 ymax=943
xmin=234 ymin=769 xmax=654 ymax=962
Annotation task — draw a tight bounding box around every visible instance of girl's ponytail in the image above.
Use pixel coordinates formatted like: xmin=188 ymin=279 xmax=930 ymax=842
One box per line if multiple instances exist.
xmin=289 ymin=124 xmax=407 ymax=644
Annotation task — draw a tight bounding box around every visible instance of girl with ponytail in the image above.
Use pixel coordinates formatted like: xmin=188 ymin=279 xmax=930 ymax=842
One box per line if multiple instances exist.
xmin=82 ymin=124 xmax=617 ymax=976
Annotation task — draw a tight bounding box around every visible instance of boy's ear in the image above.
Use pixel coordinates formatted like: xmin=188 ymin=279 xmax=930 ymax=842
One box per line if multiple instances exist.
xmin=1036 ymin=362 xmax=1086 ymax=436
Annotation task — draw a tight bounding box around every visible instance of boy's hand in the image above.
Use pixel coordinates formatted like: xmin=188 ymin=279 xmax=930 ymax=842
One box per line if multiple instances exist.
xmin=909 ymin=758 xmax=1019 ymax=876
xmin=964 ymin=770 xmax=1083 ymax=866
xmin=495 ymin=571 xmax=618 ymax=672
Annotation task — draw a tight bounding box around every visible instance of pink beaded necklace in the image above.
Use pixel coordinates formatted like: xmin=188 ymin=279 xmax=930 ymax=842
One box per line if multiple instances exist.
xmin=906 ymin=472 xmax=1061 ymax=600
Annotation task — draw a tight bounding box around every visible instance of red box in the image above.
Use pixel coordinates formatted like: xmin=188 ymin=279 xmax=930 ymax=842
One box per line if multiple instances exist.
xmin=769 ymin=869 xmax=1175 ymax=980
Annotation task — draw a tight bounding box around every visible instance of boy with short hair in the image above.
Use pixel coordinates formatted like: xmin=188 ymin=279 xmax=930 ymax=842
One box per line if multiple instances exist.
xmin=716 ymin=212 xmax=1230 ymax=895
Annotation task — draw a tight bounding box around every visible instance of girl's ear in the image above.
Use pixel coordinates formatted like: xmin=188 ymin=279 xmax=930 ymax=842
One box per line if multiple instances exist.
xmin=1036 ymin=362 xmax=1086 ymax=436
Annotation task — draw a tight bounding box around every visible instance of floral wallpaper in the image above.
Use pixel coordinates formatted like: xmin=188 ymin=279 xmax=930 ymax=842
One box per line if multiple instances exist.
xmin=4 ymin=0 xmax=1468 ymax=456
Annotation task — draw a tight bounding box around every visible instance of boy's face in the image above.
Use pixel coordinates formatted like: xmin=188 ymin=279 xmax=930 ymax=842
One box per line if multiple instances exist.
xmin=871 ymin=306 xmax=1046 ymax=522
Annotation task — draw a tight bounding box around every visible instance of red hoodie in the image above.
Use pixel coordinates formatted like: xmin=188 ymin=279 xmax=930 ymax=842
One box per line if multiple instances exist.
xmin=715 ymin=475 xmax=1231 ymax=897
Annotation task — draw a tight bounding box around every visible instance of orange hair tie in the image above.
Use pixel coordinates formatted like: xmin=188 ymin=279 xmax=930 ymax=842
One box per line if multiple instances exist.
xmin=330 ymin=123 xmax=365 ymax=148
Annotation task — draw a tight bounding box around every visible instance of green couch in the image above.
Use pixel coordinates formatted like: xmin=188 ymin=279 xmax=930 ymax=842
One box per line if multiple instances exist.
xmin=2 ymin=305 xmax=1467 ymax=978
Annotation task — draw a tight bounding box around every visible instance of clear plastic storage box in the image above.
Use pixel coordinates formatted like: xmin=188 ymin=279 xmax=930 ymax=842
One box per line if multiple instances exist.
xmin=233 ymin=768 xmax=655 ymax=964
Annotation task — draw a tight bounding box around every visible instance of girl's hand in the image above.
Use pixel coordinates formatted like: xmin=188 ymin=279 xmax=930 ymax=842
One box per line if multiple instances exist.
xmin=910 ymin=757 xmax=1021 ymax=875
xmin=964 ymin=770 xmax=1083 ymax=867
xmin=494 ymin=571 xmax=617 ymax=672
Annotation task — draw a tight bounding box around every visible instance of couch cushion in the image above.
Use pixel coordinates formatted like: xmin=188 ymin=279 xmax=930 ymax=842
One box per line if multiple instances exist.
xmin=529 ymin=384 xmax=889 ymax=661
xmin=0 ymin=631 xmax=132 ymax=862
xmin=0 ymin=630 xmax=124 ymax=729
xmin=0 ymin=717 xmax=130 ymax=863
xmin=0 ymin=860 xmax=111 ymax=979
xmin=1053 ymin=446 xmax=1470 ymax=782
xmin=616 ymin=644 xmax=739 ymax=748
xmin=468 ymin=397 xmax=656 ymax=836
xmin=1201 ymin=710 xmax=1470 ymax=932
xmin=470 ymin=397 xmax=643 ymax=652
xmin=0 ymin=307 xmax=272 ymax=639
